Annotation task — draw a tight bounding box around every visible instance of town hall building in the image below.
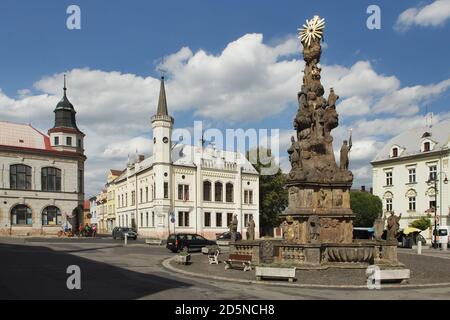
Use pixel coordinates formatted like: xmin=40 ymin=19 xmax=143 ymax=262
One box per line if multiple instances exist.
xmin=0 ymin=79 xmax=86 ymax=236
xmin=112 ymin=77 xmax=260 ymax=240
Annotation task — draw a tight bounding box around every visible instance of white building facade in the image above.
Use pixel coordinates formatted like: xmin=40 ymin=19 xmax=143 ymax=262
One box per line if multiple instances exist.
xmin=372 ymin=121 xmax=450 ymax=235
xmin=114 ymin=77 xmax=260 ymax=240
xmin=0 ymin=83 xmax=86 ymax=236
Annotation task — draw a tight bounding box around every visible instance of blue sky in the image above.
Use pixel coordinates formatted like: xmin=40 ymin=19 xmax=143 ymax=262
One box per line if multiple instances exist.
xmin=1 ymin=0 xmax=450 ymax=195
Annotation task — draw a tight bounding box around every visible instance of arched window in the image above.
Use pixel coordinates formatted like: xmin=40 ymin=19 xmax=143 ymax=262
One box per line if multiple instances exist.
xmin=203 ymin=181 xmax=212 ymax=201
xmin=11 ymin=205 xmax=32 ymax=225
xmin=42 ymin=206 xmax=62 ymax=225
xmin=10 ymin=164 xmax=32 ymax=190
xmin=226 ymin=183 xmax=234 ymax=203
xmin=41 ymin=167 xmax=62 ymax=191
xmin=215 ymin=182 xmax=223 ymax=202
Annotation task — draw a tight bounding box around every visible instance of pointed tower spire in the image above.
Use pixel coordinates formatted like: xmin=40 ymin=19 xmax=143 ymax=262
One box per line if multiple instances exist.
xmin=63 ymin=74 xmax=67 ymax=96
xmin=156 ymin=76 xmax=168 ymax=116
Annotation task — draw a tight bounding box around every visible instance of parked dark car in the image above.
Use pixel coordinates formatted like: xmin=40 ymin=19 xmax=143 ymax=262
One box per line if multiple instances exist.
xmin=166 ymin=233 xmax=216 ymax=253
xmin=215 ymin=231 xmax=242 ymax=241
xmin=112 ymin=227 xmax=138 ymax=240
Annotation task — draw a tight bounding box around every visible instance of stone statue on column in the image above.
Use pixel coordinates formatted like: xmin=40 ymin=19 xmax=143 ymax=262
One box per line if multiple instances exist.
xmin=229 ymin=214 xmax=238 ymax=242
xmin=246 ymin=215 xmax=255 ymax=240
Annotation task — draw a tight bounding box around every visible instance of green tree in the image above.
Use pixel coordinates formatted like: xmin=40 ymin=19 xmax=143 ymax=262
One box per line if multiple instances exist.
xmin=410 ymin=217 xmax=431 ymax=231
xmin=247 ymin=148 xmax=288 ymax=235
xmin=350 ymin=191 xmax=382 ymax=227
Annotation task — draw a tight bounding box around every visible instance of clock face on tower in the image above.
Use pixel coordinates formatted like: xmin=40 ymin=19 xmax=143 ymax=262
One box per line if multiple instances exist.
xmin=163 ymin=137 xmax=169 ymax=144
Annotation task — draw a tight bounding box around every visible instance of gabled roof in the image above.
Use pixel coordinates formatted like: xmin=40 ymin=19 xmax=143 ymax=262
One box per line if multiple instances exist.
xmin=372 ymin=120 xmax=450 ymax=162
xmin=0 ymin=121 xmax=52 ymax=151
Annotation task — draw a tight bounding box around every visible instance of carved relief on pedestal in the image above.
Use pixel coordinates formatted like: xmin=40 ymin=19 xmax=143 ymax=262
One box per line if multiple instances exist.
xmin=332 ymin=188 xmax=343 ymax=207
xmin=305 ymin=189 xmax=314 ymax=207
xmin=288 ymin=186 xmax=301 ymax=209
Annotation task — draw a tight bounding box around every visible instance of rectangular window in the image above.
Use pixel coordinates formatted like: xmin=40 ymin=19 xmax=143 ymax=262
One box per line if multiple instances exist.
xmin=227 ymin=213 xmax=233 ymax=227
xmin=178 ymin=211 xmax=189 ymax=227
xmin=408 ymin=197 xmax=416 ymax=211
xmin=146 ymin=212 xmax=149 ymax=227
xmin=204 ymin=212 xmax=211 ymax=227
xmin=244 ymin=190 xmax=253 ymax=204
xmin=140 ymin=188 xmax=143 ymax=203
xmin=146 ymin=187 xmax=149 ymax=202
xmin=386 ymin=172 xmax=393 ymax=186
xmin=131 ymin=191 xmax=135 ymax=206
xmin=164 ymin=182 xmax=169 ymax=199
xmin=408 ymin=168 xmax=416 ymax=183
xmin=66 ymin=137 xmax=72 ymax=146
xmin=54 ymin=136 xmax=59 ymax=146
xmin=386 ymin=199 xmax=393 ymax=212
xmin=178 ymin=184 xmax=189 ymax=201
xmin=152 ymin=212 xmax=155 ymax=227
xmin=78 ymin=139 xmax=81 ymax=148
xmin=140 ymin=212 xmax=143 ymax=227
xmin=244 ymin=214 xmax=250 ymax=227
xmin=216 ymin=212 xmax=222 ymax=227
xmin=429 ymin=200 xmax=436 ymax=212
xmin=429 ymin=165 xmax=437 ymax=181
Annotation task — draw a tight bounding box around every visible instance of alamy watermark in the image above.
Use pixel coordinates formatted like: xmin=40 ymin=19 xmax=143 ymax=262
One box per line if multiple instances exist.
xmin=66 ymin=265 xmax=82 ymax=290
xmin=366 ymin=5 xmax=381 ymax=30
xmin=66 ymin=5 xmax=81 ymax=30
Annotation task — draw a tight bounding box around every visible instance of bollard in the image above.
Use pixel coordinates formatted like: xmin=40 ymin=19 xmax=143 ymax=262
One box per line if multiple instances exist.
xmin=124 ymin=233 xmax=128 ymax=246
xmin=417 ymin=241 xmax=422 ymax=255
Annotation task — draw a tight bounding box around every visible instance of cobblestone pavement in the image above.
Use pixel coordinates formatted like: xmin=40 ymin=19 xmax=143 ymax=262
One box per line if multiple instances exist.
xmin=1 ymin=238 xmax=449 ymax=300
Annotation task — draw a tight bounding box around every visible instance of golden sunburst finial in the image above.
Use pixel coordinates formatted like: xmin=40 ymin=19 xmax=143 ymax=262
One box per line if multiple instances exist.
xmin=298 ymin=15 xmax=325 ymax=47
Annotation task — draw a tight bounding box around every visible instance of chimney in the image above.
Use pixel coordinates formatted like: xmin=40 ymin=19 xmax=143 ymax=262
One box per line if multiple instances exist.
xmin=139 ymin=155 xmax=145 ymax=162
xmin=361 ymin=186 xmax=366 ymax=192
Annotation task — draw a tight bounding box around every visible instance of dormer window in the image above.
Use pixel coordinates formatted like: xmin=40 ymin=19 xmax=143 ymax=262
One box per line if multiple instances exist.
xmin=392 ymin=148 xmax=398 ymax=158
xmin=423 ymin=141 xmax=430 ymax=152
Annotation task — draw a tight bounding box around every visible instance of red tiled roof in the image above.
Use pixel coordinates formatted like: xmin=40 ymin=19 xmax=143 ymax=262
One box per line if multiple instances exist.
xmin=0 ymin=121 xmax=53 ymax=151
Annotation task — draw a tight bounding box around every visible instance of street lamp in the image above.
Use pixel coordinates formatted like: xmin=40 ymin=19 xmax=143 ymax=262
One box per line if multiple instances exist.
xmin=427 ymin=172 xmax=448 ymax=249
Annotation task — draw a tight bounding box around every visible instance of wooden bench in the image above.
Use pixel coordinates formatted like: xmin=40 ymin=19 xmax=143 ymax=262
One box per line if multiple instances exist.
xmin=224 ymin=254 xmax=252 ymax=271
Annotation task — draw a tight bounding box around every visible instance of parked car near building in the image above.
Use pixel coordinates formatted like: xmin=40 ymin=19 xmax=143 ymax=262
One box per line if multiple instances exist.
xmin=166 ymin=233 xmax=216 ymax=253
xmin=215 ymin=231 xmax=242 ymax=241
xmin=112 ymin=227 xmax=137 ymax=240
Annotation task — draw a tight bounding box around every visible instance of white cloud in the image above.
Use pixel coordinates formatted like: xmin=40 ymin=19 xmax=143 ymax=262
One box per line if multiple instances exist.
xmin=395 ymin=0 xmax=450 ymax=31
xmin=372 ymin=79 xmax=450 ymax=115
xmin=1 ymin=33 xmax=450 ymax=195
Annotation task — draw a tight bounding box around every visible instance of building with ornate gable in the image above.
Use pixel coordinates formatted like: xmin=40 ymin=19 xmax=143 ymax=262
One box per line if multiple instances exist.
xmin=0 ymin=80 xmax=86 ymax=236
xmin=109 ymin=77 xmax=260 ymax=240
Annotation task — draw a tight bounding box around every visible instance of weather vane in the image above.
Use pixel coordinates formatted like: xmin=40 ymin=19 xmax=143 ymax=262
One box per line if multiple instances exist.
xmin=157 ymin=56 xmax=167 ymax=79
